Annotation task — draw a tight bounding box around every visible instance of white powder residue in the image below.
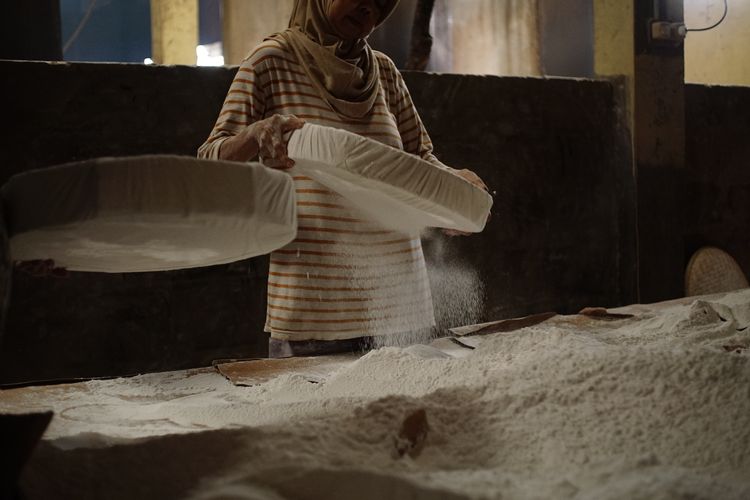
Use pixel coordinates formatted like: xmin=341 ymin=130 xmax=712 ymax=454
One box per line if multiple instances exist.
xmin=2 ymin=289 xmax=749 ymax=500
xmin=425 ymin=231 xmax=485 ymax=330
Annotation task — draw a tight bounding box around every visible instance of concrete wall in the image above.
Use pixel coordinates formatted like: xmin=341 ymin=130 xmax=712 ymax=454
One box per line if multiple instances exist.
xmin=437 ymin=0 xmax=541 ymax=76
xmin=221 ymin=0 xmax=294 ymax=65
xmin=685 ymin=0 xmax=750 ymax=86
xmin=2 ymin=60 xmax=635 ymax=383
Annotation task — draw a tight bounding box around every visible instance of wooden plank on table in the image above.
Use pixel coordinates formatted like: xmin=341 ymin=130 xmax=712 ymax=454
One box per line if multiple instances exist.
xmin=449 ymin=312 xmax=558 ymax=337
xmin=214 ymin=354 xmax=359 ymax=386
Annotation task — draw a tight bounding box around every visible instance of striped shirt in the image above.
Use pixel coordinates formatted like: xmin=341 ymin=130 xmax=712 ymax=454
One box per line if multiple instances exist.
xmin=198 ymin=39 xmax=439 ymax=341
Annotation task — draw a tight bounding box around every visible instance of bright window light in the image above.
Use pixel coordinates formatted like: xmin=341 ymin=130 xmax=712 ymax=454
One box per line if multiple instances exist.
xmin=196 ymin=42 xmax=224 ymax=66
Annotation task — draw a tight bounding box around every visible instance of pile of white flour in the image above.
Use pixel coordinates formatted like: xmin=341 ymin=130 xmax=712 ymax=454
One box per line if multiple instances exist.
xmin=3 ymin=289 xmax=749 ymax=500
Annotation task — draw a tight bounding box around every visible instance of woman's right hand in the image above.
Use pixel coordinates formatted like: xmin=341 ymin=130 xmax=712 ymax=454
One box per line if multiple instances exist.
xmin=220 ymin=114 xmax=305 ymax=168
xmin=248 ymin=114 xmax=306 ymax=169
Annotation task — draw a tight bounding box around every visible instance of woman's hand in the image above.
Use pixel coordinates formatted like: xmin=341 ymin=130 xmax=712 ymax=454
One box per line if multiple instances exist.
xmin=443 ymin=168 xmax=490 ymax=237
xmin=15 ymin=259 xmax=68 ymax=278
xmin=219 ymin=114 xmax=305 ymax=169
xmin=251 ymin=114 xmax=306 ymax=169
xmin=455 ymin=168 xmax=488 ymax=192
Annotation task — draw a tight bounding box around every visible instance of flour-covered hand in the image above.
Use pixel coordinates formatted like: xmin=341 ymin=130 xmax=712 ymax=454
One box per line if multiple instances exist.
xmin=442 ymin=168 xmax=490 ymax=236
xmin=251 ymin=114 xmax=306 ymax=169
xmin=455 ymin=168 xmax=488 ymax=192
xmin=15 ymin=259 xmax=69 ymax=278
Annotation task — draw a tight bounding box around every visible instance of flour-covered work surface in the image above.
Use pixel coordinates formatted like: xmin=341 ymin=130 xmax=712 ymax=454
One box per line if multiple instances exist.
xmin=2 ymin=290 xmax=749 ymax=500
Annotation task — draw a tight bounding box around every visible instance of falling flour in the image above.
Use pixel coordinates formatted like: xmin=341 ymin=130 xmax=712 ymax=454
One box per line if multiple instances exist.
xmin=369 ymin=229 xmax=485 ymax=349
xmin=3 ymin=289 xmax=749 ymax=500
xmin=423 ymin=230 xmax=485 ymax=330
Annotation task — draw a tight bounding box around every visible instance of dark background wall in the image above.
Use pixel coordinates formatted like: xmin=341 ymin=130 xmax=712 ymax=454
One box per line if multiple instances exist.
xmin=0 ymin=60 xmax=746 ymax=384
xmin=684 ymin=84 xmax=750 ymax=278
xmin=0 ymin=1 xmax=62 ymax=61
xmin=0 ymin=62 xmax=244 ymax=384
xmin=539 ymin=0 xmax=595 ymax=77
xmin=406 ymin=72 xmax=636 ymax=319
xmin=0 ymin=61 xmax=634 ymax=383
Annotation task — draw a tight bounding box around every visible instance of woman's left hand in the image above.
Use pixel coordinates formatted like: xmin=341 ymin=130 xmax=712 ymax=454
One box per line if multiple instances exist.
xmin=443 ymin=168 xmax=490 ymax=237
xmin=15 ymin=259 xmax=69 ymax=278
xmin=455 ymin=168 xmax=488 ymax=192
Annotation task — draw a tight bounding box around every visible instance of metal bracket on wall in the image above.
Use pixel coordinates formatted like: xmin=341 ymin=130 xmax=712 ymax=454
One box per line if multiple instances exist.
xmin=648 ymin=19 xmax=687 ymax=47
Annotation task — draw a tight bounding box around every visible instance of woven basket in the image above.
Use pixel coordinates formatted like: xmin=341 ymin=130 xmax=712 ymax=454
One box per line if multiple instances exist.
xmin=685 ymin=246 xmax=749 ymax=297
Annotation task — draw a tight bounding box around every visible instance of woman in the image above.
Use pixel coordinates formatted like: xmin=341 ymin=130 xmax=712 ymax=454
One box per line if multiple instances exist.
xmin=198 ymin=0 xmax=486 ymax=357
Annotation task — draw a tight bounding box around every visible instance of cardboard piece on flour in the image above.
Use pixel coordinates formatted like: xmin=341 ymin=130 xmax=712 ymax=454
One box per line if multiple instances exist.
xmin=214 ymin=354 xmax=359 ymax=386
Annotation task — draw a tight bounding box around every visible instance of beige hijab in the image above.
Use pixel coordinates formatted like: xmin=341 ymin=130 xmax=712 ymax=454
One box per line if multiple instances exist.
xmin=271 ymin=0 xmax=399 ymax=119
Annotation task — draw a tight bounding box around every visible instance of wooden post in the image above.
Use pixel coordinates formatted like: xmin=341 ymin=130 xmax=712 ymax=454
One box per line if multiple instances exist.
xmin=150 ymin=0 xmax=198 ymax=65
xmin=405 ymin=0 xmax=435 ymax=70
xmin=594 ymin=0 xmax=686 ymax=302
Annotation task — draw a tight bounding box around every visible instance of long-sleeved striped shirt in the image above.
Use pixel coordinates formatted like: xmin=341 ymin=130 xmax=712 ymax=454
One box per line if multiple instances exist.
xmin=198 ymin=39 xmax=438 ymax=341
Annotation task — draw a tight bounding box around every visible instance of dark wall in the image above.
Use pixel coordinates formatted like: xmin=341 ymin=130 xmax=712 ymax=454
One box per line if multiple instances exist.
xmin=0 ymin=61 xmax=244 ymax=384
xmin=0 ymin=0 xmax=62 ymax=61
xmin=368 ymin=0 xmax=416 ymax=69
xmin=685 ymin=84 xmax=750 ymax=278
xmin=405 ymin=73 xmax=636 ymax=320
xmin=538 ymin=0 xmax=594 ymax=78
xmin=0 ymin=60 xmax=636 ymax=383
xmin=0 ymin=62 xmax=234 ymax=178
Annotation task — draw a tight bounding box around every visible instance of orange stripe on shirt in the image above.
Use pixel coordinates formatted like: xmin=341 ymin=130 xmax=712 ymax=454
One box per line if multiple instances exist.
xmin=268 ymin=308 xmax=431 ymax=325
xmin=267 ymin=286 xmax=429 ymax=304
xmin=289 ymin=113 xmax=398 ymax=131
xmin=270 ymin=256 xmax=423 ymax=270
xmin=227 ymin=89 xmax=257 ymax=98
xmin=249 ymin=54 xmax=303 ymax=70
xmin=270 ymin=90 xmax=325 ymax=101
xmin=261 ymin=78 xmax=315 ymax=90
xmin=267 ymin=102 xmax=334 ymax=115
xmin=290 ymin=237 xmax=416 ymax=247
xmin=255 ymin=66 xmax=307 ymax=80
xmin=269 ymin=303 xmax=372 ymax=314
xmin=268 ymin=297 xmax=427 ymax=314
xmin=219 ymin=107 xmax=263 ymax=119
xmin=269 ymin=268 xmax=422 ymax=281
xmin=274 ymin=247 xmax=419 ymax=258
xmin=297 ymin=201 xmax=346 ymax=209
xmin=268 ymin=274 xmax=427 ymax=292
xmin=232 ymin=78 xmax=255 ymax=86
xmin=246 ymin=41 xmax=293 ymax=60
xmin=295 ymin=189 xmax=340 ymax=197
xmin=297 ymin=214 xmax=364 ymax=223
xmin=225 ymin=98 xmax=261 ymax=106
xmin=297 ymin=226 xmax=394 ymax=235
xmin=269 ymin=325 xmax=371 ymax=334
xmin=269 ymin=282 xmax=382 ymax=292
xmin=267 ymin=292 xmax=370 ymax=303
